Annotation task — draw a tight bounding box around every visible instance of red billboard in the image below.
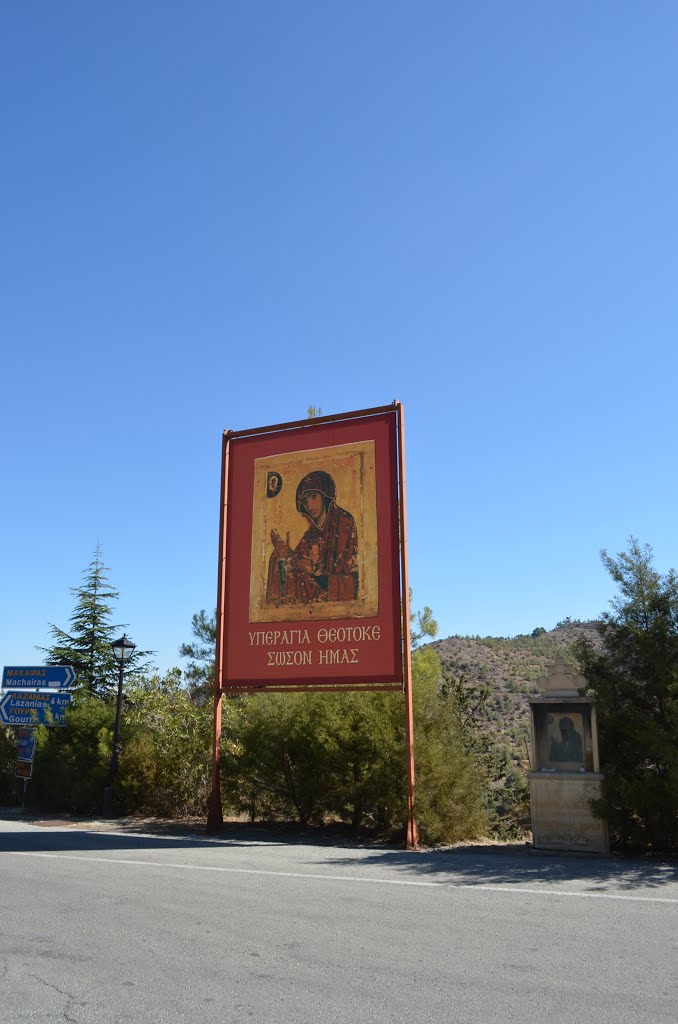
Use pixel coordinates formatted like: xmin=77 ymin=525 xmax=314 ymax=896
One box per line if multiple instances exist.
xmin=216 ymin=405 xmax=405 ymax=691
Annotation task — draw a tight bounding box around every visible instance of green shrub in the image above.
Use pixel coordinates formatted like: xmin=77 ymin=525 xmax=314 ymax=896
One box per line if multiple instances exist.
xmin=575 ymin=540 xmax=678 ymax=852
xmin=0 ymin=726 xmax=17 ymax=804
xmin=118 ymin=672 xmax=213 ymax=817
xmin=221 ymin=646 xmax=487 ymax=843
xmin=27 ymin=672 xmax=214 ymax=818
xmin=30 ymin=697 xmax=115 ymax=814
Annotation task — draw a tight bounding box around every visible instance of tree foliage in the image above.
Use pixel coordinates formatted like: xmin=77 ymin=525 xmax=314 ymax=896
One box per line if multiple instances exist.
xmin=24 ymin=573 xmax=491 ymax=846
xmin=179 ymin=609 xmax=216 ymax=700
xmin=30 ymin=697 xmax=116 ymax=813
xmin=118 ymin=671 xmax=215 ymax=815
xmin=41 ymin=546 xmax=152 ymax=696
xmin=410 ymin=595 xmax=438 ymax=649
xmin=221 ymin=646 xmax=486 ymax=844
xmin=575 ymin=539 xmax=678 ymax=852
xmin=411 ymin=648 xmax=488 ymax=842
xmin=0 ymin=727 xmax=17 ymax=804
xmin=29 ymin=672 xmax=215 ymax=817
xmin=440 ymin=670 xmax=529 ymax=838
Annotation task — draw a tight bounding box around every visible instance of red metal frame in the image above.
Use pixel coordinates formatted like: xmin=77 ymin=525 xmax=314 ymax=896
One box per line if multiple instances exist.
xmin=224 ymin=684 xmax=403 ymax=694
xmin=396 ymin=402 xmax=418 ymax=848
xmin=226 ymin=403 xmax=399 ymax=441
xmin=206 ymin=431 xmax=230 ymax=832
xmin=207 ymin=403 xmax=418 ymax=847
xmin=220 ymin=407 xmax=402 ymax=689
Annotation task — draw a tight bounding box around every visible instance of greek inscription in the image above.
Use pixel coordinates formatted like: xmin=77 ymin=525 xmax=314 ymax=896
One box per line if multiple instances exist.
xmin=267 ymin=650 xmax=313 ymax=666
xmin=318 ymin=648 xmax=360 ymax=665
xmin=249 ymin=629 xmax=311 ymax=647
xmin=317 ymin=625 xmax=381 ymax=644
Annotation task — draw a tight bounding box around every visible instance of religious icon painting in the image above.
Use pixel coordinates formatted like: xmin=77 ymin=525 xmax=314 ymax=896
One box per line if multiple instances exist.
xmin=218 ymin=407 xmax=403 ymax=689
xmin=546 ymin=710 xmax=586 ymax=768
xmin=249 ymin=441 xmax=379 ymax=623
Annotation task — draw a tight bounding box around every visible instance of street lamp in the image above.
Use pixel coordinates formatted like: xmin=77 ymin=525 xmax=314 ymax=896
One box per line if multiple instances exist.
xmin=102 ymin=633 xmax=136 ymax=818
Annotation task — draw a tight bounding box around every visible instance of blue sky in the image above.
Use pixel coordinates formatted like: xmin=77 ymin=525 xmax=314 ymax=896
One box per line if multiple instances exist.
xmin=2 ymin=3 xmax=677 ymax=674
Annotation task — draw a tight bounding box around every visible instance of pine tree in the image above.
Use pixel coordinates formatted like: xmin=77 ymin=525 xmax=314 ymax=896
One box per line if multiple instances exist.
xmin=179 ymin=609 xmax=216 ymax=701
xmin=575 ymin=539 xmax=678 ymax=851
xmin=410 ymin=593 xmax=438 ymax=649
xmin=42 ymin=546 xmax=151 ymax=697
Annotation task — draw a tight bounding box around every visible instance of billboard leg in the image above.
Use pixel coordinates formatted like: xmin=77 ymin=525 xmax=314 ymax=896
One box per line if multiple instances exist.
xmin=207 ymin=430 xmax=229 ymax=836
xmin=397 ymin=402 xmax=418 ymax=850
xmin=206 ymin=687 xmax=224 ymax=834
xmin=404 ymin=661 xmax=419 ymax=849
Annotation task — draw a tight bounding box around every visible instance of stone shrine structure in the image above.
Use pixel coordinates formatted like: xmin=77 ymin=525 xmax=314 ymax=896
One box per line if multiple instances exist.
xmin=528 ymin=658 xmax=609 ymax=854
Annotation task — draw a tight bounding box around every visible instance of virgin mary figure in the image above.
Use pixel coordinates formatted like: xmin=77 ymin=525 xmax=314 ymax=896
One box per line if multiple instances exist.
xmin=266 ymin=470 xmax=359 ymax=606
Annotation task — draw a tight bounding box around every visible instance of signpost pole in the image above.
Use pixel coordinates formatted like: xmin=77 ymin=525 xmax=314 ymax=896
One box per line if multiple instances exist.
xmin=396 ymin=402 xmax=419 ymax=849
xmin=207 ymin=431 xmax=231 ymax=833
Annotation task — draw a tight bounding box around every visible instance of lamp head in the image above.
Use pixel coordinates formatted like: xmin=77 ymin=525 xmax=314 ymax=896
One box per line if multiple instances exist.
xmin=111 ymin=634 xmax=136 ymax=663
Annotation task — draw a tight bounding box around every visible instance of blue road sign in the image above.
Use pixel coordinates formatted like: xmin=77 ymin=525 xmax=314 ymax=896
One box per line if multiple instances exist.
xmin=0 ymin=691 xmax=72 ymax=727
xmin=16 ymin=729 xmax=37 ymax=761
xmin=1 ymin=666 xmax=76 ymax=690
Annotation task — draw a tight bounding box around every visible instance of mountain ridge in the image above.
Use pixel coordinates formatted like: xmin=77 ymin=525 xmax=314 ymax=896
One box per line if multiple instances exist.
xmin=428 ymin=620 xmax=601 ymax=762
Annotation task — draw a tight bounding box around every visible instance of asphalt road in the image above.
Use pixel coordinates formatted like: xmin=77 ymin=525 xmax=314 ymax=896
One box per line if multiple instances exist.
xmin=1 ymin=819 xmax=677 ymax=1024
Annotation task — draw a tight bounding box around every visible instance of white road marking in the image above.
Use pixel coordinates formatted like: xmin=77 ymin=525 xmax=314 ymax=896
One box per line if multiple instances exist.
xmin=7 ymin=851 xmax=678 ymax=904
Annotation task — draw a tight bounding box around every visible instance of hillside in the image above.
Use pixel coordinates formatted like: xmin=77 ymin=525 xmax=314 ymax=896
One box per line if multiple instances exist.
xmin=429 ymin=620 xmax=601 ymax=763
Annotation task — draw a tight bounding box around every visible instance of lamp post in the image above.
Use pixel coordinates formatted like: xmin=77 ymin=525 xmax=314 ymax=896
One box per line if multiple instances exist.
xmin=102 ymin=633 xmax=136 ymax=818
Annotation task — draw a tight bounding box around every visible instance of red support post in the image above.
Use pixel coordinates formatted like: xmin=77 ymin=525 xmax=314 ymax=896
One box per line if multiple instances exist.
xmin=206 ymin=686 xmax=223 ymax=833
xmin=396 ymin=402 xmax=419 ymax=849
xmin=206 ymin=431 xmax=231 ymax=834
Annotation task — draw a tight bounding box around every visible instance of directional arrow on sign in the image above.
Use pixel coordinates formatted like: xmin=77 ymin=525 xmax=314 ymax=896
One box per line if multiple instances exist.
xmin=0 ymin=691 xmax=73 ymax=726
xmin=1 ymin=666 xmax=76 ymax=690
